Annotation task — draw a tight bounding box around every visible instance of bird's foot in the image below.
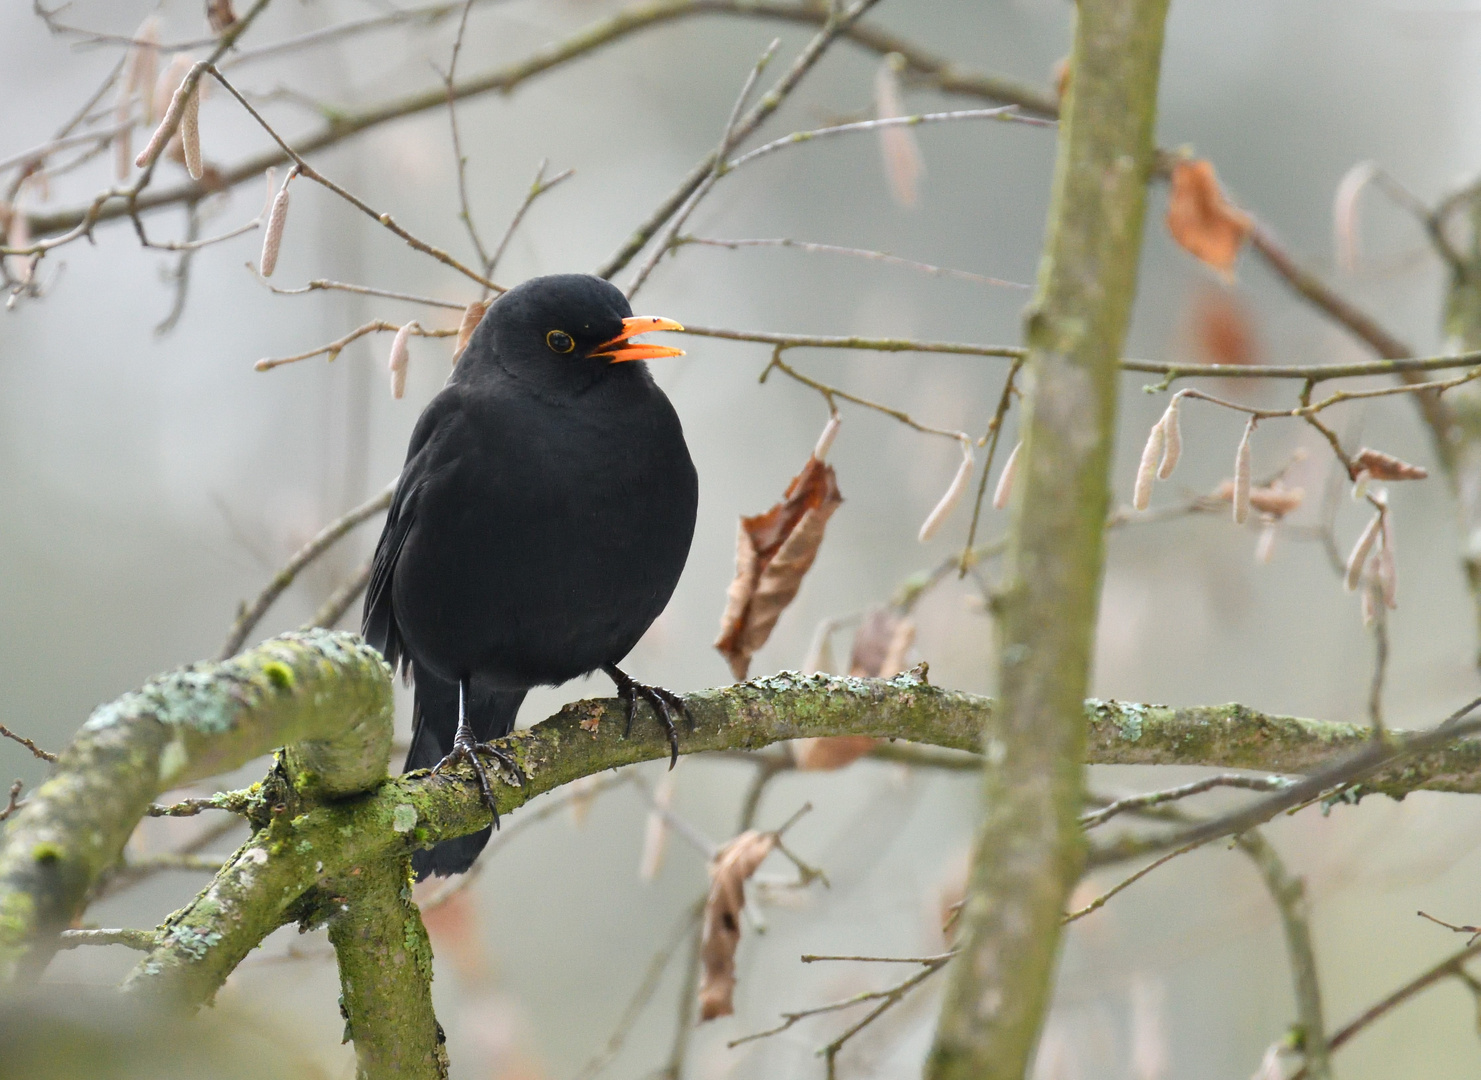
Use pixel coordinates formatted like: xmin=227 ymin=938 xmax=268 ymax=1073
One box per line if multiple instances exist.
xmin=603 ymin=664 xmax=693 ymax=770
xmin=431 ymin=732 xmax=525 ymax=828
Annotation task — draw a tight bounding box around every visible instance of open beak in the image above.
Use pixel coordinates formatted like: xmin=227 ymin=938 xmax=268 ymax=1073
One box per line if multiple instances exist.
xmin=590 ymin=316 xmax=686 ymax=362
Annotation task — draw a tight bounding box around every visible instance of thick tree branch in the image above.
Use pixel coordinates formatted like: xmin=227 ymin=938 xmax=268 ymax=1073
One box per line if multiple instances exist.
xmin=23 ymin=0 xmax=1051 ymax=243
xmin=927 ymin=2 xmax=1171 ymax=1076
xmin=0 ymin=630 xmax=391 ymax=981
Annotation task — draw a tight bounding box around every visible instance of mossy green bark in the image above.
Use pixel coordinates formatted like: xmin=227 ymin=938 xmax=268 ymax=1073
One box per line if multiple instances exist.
xmin=327 ymin=856 xmax=448 ymax=1080
xmin=0 ymin=630 xmax=391 ymax=982
xmin=927 ymin=1 xmax=1171 ymax=1076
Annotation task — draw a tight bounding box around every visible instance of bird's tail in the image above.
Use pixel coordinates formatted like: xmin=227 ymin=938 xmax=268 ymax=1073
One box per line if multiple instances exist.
xmin=405 ymin=669 xmax=525 ymax=880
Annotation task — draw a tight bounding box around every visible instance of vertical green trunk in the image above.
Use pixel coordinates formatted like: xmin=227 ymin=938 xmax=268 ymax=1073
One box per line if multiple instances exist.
xmin=926 ymin=2 xmax=1171 ymax=1076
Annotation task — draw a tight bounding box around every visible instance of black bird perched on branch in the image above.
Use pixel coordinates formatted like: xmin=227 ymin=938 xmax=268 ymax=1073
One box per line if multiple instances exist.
xmin=363 ymin=273 xmax=698 ymax=878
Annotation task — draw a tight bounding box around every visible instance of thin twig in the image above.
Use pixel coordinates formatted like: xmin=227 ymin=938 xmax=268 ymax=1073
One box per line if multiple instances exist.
xmin=0 ymin=780 xmax=23 ymax=823
xmin=0 ymin=723 xmax=56 ymax=762
xmin=486 ymin=160 xmax=575 ymax=280
xmin=56 ymin=927 xmax=158 ymax=952
xmin=960 ymin=358 xmax=1024 ymax=566
xmin=201 ymin=65 xmax=505 ymax=293
xmin=1286 ymin=939 xmax=1481 ymax=1080
xmin=254 ymin=322 xmax=456 ymax=371
xmin=573 ymin=898 xmax=705 ymax=1080
xmin=1237 ymin=831 xmax=1331 ymax=1080
xmin=444 ymin=0 xmax=492 ymax=275
xmin=219 ymin=483 xmax=395 ymax=659
xmin=723 ymin=106 xmax=1049 ymax=172
xmin=674 ymin=236 xmax=1029 ymax=288
xmin=763 ymin=348 xmax=971 ymax=443
xmin=1080 ymin=775 xmax=1293 ymax=830
xmin=626 ymin=37 xmax=782 ymax=299
xmin=303 ymin=558 xmax=373 ymax=632
xmin=255 ymin=275 xmax=465 ymax=310
xmin=1063 ymin=837 xmax=1215 ymax=923
xmin=598 ymin=0 xmax=885 ymax=279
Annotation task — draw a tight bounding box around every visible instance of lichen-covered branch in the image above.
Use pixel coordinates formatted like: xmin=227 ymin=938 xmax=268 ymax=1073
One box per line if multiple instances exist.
xmin=0 ymin=630 xmax=391 ymax=981
xmin=327 ymin=856 xmax=448 ymax=1080
xmin=9 ymin=639 xmax=1481 ymax=1047
xmin=926 ymin=1 xmax=1171 ymax=1076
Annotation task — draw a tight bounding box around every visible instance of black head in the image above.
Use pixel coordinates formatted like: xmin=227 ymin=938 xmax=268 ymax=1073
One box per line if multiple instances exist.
xmin=456 ymin=273 xmax=683 ymax=396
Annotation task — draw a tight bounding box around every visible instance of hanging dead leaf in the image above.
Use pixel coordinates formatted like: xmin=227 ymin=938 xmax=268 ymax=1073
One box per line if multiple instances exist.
xmin=206 ymin=0 xmax=238 ymax=33
xmin=1189 ymin=286 xmax=1260 ymax=367
xmin=453 ymin=299 xmax=489 ymax=363
xmin=699 ymin=830 xmax=776 ymax=1021
xmin=1166 ymin=159 xmax=1251 ymax=275
xmin=849 ymin=607 xmax=916 ymax=678
xmin=791 ymin=608 xmax=913 ymax=771
xmin=1211 ymin=480 xmax=1304 ymax=519
xmin=715 ymin=455 xmax=844 ymax=680
xmin=1052 ymin=57 xmax=1071 ymax=103
xmin=1351 ymin=447 xmax=1428 ymax=481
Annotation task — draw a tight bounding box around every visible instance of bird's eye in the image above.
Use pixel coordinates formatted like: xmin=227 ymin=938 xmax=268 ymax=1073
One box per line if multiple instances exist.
xmin=546 ymin=330 xmax=575 ymax=354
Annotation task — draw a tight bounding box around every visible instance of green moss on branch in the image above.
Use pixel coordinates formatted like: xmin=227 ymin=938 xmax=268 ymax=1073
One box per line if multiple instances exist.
xmin=0 ymin=630 xmax=391 ymax=981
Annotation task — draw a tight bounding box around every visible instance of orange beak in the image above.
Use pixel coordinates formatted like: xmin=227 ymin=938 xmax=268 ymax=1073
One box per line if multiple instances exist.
xmin=590 ymin=316 xmax=686 ymax=362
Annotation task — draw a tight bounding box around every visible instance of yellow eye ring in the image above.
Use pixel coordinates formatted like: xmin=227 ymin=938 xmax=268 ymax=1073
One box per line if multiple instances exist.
xmin=546 ymin=330 xmax=575 ymax=354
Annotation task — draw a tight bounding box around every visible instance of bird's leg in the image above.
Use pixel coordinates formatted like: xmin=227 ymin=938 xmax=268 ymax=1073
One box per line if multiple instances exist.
xmin=429 ymin=677 xmax=526 ymax=828
xmin=602 ymin=663 xmax=693 ymax=770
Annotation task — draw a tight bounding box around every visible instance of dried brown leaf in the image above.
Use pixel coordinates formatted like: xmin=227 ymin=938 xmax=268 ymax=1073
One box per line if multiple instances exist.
xmin=1166 ymin=159 xmax=1251 ymax=275
xmin=1211 ymin=481 xmax=1303 ymax=518
xmin=791 ymin=736 xmax=877 ymax=770
xmin=388 ymin=321 xmax=418 ymax=400
xmin=1157 ymin=394 xmax=1183 ymax=480
xmin=715 ymin=456 xmax=844 ymax=680
xmin=206 ymin=0 xmax=238 ymax=34
xmin=699 ymin=830 xmax=776 ymax=1021
xmin=453 ymin=299 xmax=488 ymax=363
xmin=790 ymin=607 xmax=914 ymax=770
xmin=813 ymin=412 xmax=841 ymax=461
xmin=1190 ymin=286 xmax=1261 ymax=367
xmin=1351 ymin=447 xmax=1428 ymax=482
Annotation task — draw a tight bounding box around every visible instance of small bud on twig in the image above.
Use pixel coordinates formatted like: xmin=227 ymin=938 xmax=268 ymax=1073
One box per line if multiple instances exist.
xmin=1344 ymin=511 xmax=1383 ymax=592
xmin=1351 ymin=447 xmax=1428 ymax=482
xmin=258 ymin=171 xmax=292 ymax=277
xmin=992 ymin=440 xmax=1021 ymax=510
xmin=389 ymin=321 xmax=419 ymax=400
xmin=1232 ymin=418 xmax=1254 ymax=524
xmin=1157 ymin=392 xmax=1184 ymax=480
xmin=812 ymin=412 xmax=841 ymax=462
xmin=918 ymin=440 xmax=974 ymax=542
xmin=1134 ymin=420 xmax=1165 ymax=511
xmin=452 ymin=300 xmax=488 ymax=363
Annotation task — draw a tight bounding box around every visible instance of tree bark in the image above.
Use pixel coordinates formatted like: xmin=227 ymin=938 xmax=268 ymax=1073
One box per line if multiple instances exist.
xmin=927 ymin=1 xmax=1171 ymax=1075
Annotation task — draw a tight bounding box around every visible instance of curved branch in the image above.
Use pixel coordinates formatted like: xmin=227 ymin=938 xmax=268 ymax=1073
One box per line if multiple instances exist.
xmin=219 ymin=484 xmax=393 ymax=659
xmin=0 ymin=630 xmax=392 ymax=981
xmin=24 ymin=0 xmax=1053 ymax=242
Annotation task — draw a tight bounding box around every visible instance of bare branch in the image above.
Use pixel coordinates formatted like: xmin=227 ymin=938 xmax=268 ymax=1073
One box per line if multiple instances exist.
xmin=219 ymin=482 xmax=394 ymax=659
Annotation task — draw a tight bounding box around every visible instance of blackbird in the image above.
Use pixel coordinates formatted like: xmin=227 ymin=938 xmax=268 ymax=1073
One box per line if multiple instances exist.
xmin=363 ymin=273 xmax=697 ymax=878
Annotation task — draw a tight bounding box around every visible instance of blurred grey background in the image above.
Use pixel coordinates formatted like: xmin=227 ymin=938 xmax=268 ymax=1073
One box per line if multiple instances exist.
xmin=5 ymin=0 xmax=1481 ymax=1077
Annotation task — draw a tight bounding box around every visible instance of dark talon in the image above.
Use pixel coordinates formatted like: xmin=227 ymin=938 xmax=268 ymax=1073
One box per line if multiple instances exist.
xmin=604 ymin=663 xmax=685 ymax=769
xmin=427 ymin=678 xmax=527 ymax=828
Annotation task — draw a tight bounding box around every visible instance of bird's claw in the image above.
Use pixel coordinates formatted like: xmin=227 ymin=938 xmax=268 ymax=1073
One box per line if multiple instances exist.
xmin=605 ymin=665 xmax=692 ymax=770
xmin=431 ymin=736 xmax=526 ymax=828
